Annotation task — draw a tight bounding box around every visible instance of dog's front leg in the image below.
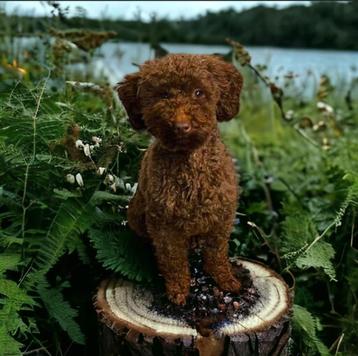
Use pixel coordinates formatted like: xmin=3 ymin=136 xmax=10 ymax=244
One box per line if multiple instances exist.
xmin=149 ymin=227 xmax=191 ymax=305
xmin=202 ymin=229 xmax=241 ymax=294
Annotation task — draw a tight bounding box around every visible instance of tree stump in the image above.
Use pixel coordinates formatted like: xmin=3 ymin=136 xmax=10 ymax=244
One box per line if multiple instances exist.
xmin=95 ymin=258 xmax=293 ymax=356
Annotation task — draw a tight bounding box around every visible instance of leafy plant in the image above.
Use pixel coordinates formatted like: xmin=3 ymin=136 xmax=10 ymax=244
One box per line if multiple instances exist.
xmin=0 ymin=30 xmax=149 ymax=353
xmin=223 ymin=40 xmax=358 ymax=355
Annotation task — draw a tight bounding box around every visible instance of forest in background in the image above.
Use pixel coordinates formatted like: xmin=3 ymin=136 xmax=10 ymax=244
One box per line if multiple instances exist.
xmin=2 ymin=1 xmax=358 ymax=50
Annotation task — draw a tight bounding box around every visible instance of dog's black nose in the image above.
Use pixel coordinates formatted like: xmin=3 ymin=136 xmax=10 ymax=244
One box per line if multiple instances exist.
xmin=175 ymin=122 xmax=191 ymax=133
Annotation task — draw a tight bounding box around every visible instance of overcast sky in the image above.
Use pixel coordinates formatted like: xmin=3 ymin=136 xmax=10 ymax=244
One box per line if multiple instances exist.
xmin=2 ymin=1 xmax=312 ymax=20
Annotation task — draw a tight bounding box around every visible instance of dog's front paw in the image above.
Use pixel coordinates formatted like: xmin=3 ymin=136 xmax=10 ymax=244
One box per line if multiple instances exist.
xmin=218 ymin=277 xmax=241 ymax=295
xmin=168 ymin=292 xmax=187 ymax=305
xmin=166 ymin=281 xmax=189 ymax=305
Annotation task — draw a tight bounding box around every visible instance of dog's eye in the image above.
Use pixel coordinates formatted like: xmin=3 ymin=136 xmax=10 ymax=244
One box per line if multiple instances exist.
xmin=194 ymin=89 xmax=204 ymax=98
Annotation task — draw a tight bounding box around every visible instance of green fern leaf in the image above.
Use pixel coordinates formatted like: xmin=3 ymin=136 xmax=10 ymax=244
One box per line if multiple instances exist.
xmin=31 ymin=198 xmax=96 ymax=278
xmin=334 ymin=176 xmax=358 ymax=228
xmin=89 ymin=226 xmax=155 ymax=282
xmin=0 ymin=280 xmax=35 ymax=356
xmin=0 ymin=254 xmax=21 ymax=275
xmin=0 ymin=303 xmax=30 ymax=342
xmin=68 ymin=237 xmax=90 ymax=265
xmin=293 ymin=304 xmax=330 ymax=356
xmin=0 ymin=279 xmax=35 ymax=308
xmin=37 ymin=283 xmax=85 ymax=345
xmin=296 ymin=241 xmax=336 ymax=281
xmin=0 ymin=328 xmax=23 ymax=356
xmin=281 ymin=202 xmax=317 ymax=257
xmin=330 ymin=132 xmax=358 ymax=174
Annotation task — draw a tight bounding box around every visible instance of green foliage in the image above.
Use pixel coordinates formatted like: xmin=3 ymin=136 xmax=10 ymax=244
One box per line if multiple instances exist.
xmin=31 ymin=198 xmax=96 ymax=278
xmin=0 ymin=332 xmax=22 ymax=356
xmin=293 ymin=305 xmax=330 ymax=356
xmin=0 ymin=254 xmax=20 ymax=274
xmin=0 ymin=31 xmax=148 ymax=353
xmin=0 ymin=278 xmax=36 ymax=356
xmin=280 ymin=204 xmax=336 ymax=281
xmin=37 ymin=282 xmax=85 ymax=345
xmin=222 ymin=40 xmax=358 ymax=354
xmin=89 ymin=227 xmax=155 ymax=282
xmin=295 ymin=241 xmax=336 ymax=281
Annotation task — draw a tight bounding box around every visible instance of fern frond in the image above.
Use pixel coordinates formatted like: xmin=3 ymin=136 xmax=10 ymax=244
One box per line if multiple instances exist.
xmin=0 ymin=110 xmax=69 ymax=154
xmin=334 ymin=176 xmax=358 ymax=228
xmin=296 ymin=241 xmax=336 ymax=281
xmin=89 ymin=227 xmax=155 ymax=282
xmin=0 ymin=279 xmax=35 ymax=308
xmin=0 ymin=329 xmax=23 ymax=356
xmin=330 ymin=132 xmax=358 ymax=175
xmin=37 ymin=283 xmax=85 ymax=345
xmin=281 ymin=203 xmax=318 ymax=253
xmin=0 ymin=254 xmax=21 ymax=275
xmin=0 ymin=279 xmax=36 ymax=356
xmin=293 ymin=304 xmax=330 ymax=356
xmin=29 ymin=198 xmax=95 ymax=279
xmin=280 ymin=202 xmax=337 ymax=279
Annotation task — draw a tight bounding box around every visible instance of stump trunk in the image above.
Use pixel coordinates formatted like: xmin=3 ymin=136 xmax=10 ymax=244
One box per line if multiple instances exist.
xmin=95 ymin=259 xmax=293 ymax=356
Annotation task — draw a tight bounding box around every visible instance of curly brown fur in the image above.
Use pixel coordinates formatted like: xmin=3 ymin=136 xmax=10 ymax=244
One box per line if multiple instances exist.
xmin=117 ymin=54 xmax=243 ymax=305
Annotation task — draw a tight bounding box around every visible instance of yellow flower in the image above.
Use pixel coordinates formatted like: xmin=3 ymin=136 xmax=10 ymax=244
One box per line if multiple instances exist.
xmin=3 ymin=59 xmax=27 ymax=75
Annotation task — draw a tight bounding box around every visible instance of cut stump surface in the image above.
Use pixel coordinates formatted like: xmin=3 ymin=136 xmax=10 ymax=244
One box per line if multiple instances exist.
xmin=95 ymin=258 xmax=293 ymax=356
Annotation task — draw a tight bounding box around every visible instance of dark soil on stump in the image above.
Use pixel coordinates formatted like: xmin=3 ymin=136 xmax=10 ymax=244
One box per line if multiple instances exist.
xmin=148 ymin=250 xmax=260 ymax=336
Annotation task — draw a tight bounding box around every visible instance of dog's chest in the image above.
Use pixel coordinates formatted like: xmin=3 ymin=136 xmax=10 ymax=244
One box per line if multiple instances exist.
xmin=147 ymin=147 xmax=237 ymax=229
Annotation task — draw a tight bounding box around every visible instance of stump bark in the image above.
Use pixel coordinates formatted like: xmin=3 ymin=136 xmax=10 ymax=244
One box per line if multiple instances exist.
xmin=95 ymin=258 xmax=293 ymax=356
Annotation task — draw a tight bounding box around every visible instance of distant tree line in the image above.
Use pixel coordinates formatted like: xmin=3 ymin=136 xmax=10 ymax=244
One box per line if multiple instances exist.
xmin=2 ymin=1 xmax=358 ymax=50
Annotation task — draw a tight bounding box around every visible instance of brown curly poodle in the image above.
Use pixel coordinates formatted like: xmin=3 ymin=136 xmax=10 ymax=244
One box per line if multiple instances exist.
xmin=117 ymin=54 xmax=243 ymax=305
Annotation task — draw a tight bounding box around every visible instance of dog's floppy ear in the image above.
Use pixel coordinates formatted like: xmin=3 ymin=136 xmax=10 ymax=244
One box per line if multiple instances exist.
xmin=116 ymin=72 xmax=145 ymax=130
xmin=205 ymin=56 xmax=243 ymax=122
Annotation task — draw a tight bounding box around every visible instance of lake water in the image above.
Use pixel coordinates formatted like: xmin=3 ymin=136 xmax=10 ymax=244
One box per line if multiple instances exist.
xmin=8 ymin=38 xmax=358 ymax=90
xmin=93 ymin=42 xmax=358 ymax=87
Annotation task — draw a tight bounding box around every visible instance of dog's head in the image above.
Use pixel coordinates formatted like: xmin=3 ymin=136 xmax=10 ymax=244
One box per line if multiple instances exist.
xmin=116 ymin=54 xmax=243 ymax=151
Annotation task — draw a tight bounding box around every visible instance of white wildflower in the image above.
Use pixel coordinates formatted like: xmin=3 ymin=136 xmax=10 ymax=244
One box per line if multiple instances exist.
xmin=317 ymin=101 xmax=333 ymax=114
xmin=125 ymin=183 xmax=132 ymax=191
xmin=110 ymin=182 xmax=117 ymax=192
xmin=75 ymin=139 xmax=84 ymax=149
xmin=317 ymin=101 xmax=325 ymax=109
xmin=75 ymin=173 xmax=84 ymax=187
xmin=117 ymin=143 xmax=125 ymax=153
xmin=325 ymin=105 xmax=333 ymax=114
xmin=104 ymin=174 xmax=114 ymax=185
xmin=92 ymin=136 xmax=102 ymax=145
xmin=97 ymin=167 xmax=106 ymax=175
xmin=66 ymin=174 xmax=75 ymax=184
xmin=83 ymin=144 xmax=91 ymax=157
xmin=131 ymin=182 xmax=138 ymax=194
xmin=285 ymin=110 xmax=294 ymax=120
